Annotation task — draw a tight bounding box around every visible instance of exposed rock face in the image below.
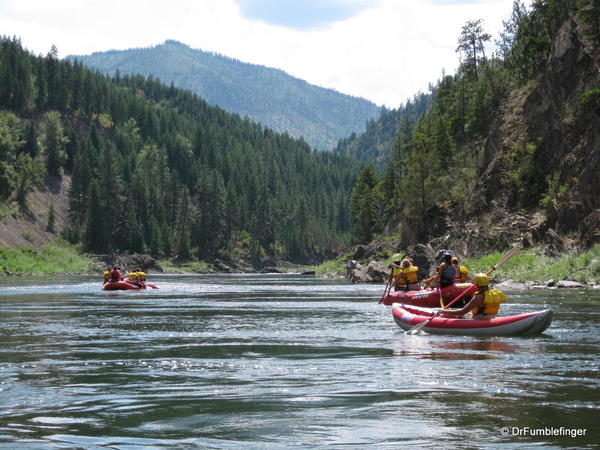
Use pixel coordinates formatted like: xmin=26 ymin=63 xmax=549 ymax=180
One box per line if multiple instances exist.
xmin=580 ymin=210 xmax=600 ymax=247
xmin=472 ymin=18 xmax=600 ymax=251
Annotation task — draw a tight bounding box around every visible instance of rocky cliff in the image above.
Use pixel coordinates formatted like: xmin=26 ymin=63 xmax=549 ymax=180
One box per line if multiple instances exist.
xmin=458 ymin=17 xmax=599 ymax=256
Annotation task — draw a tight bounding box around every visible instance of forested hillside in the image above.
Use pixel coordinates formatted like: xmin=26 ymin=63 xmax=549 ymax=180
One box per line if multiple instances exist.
xmin=349 ymin=0 xmax=600 ymax=254
xmin=69 ymin=40 xmax=381 ymax=150
xmin=0 ymin=37 xmax=360 ymax=265
xmin=334 ymin=93 xmax=431 ymax=171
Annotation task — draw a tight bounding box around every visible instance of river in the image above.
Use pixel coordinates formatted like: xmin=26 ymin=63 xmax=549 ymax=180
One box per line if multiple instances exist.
xmin=0 ymin=274 xmax=598 ymax=448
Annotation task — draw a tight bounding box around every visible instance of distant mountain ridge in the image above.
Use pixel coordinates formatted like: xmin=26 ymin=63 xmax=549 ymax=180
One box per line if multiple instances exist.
xmin=69 ymin=40 xmax=381 ymax=150
xmin=334 ymin=93 xmax=431 ymax=171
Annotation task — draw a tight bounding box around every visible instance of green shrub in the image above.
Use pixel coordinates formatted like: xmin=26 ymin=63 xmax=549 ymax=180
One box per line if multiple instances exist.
xmin=578 ymin=88 xmax=600 ymax=115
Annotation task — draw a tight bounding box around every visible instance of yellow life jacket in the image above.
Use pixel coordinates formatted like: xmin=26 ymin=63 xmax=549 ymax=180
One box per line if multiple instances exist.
xmin=402 ymin=266 xmax=419 ymax=284
xmin=453 ymin=265 xmax=468 ymax=282
xmin=395 ymin=270 xmax=407 ymax=286
xmin=128 ymin=272 xmax=138 ymax=281
xmin=137 ymin=272 xmax=147 ymax=282
xmin=472 ymin=288 xmax=506 ymax=316
xmin=103 ymin=271 xmax=110 ymax=282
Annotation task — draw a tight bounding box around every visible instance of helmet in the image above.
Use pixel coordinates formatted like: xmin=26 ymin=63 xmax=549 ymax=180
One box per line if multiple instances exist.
xmin=474 ymin=273 xmax=489 ymax=287
xmin=443 ymin=252 xmax=452 ymax=263
xmin=451 ymin=257 xmax=459 ymax=264
xmin=392 ymin=253 xmax=402 ymax=264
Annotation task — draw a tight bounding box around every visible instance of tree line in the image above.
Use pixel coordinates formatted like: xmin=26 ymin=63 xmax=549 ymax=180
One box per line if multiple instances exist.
xmin=0 ymin=37 xmax=360 ymax=264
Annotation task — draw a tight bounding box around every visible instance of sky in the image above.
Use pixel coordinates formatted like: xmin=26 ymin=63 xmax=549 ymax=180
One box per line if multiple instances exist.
xmin=0 ymin=0 xmax=516 ymax=107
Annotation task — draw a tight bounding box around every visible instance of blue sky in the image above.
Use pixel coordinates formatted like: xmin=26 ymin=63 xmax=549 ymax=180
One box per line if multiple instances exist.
xmin=0 ymin=0 xmax=516 ymax=107
xmin=236 ymin=0 xmax=376 ymax=30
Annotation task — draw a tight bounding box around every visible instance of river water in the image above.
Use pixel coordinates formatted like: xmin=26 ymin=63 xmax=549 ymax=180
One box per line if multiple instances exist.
xmin=0 ymin=274 xmax=598 ymax=448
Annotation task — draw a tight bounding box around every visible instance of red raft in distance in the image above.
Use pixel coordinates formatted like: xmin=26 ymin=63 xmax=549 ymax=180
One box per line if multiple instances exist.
xmin=380 ymin=283 xmax=477 ymax=307
xmin=102 ymin=281 xmax=146 ymax=291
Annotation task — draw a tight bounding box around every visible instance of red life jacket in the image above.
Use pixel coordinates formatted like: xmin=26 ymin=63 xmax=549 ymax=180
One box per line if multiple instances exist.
xmin=110 ymin=269 xmax=121 ymax=281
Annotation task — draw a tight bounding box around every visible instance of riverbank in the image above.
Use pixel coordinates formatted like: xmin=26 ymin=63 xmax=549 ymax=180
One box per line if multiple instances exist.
xmin=315 ymin=244 xmax=600 ymax=287
xmin=0 ymin=242 xmax=316 ymax=277
xmin=1 ymin=241 xmax=598 ymax=288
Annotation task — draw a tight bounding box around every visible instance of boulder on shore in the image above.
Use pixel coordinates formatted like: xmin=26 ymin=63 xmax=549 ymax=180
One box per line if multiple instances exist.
xmin=403 ymin=244 xmax=437 ymax=280
xmin=366 ymin=260 xmax=390 ymax=283
xmin=346 ymin=260 xmax=391 ymax=283
xmin=494 ymin=280 xmax=531 ymax=290
xmin=556 ymin=280 xmax=586 ymax=288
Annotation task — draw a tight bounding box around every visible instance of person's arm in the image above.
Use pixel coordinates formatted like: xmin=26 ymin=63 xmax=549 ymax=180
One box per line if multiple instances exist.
xmin=439 ymin=293 xmax=484 ymax=317
xmin=435 ymin=263 xmax=445 ymax=283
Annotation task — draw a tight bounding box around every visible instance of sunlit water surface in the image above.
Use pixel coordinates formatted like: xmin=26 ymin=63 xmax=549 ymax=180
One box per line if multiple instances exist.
xmin=0 ymin=274 xmax=598 ymax=448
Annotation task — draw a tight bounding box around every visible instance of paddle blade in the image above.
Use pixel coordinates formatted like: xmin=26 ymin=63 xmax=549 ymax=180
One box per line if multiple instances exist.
xmin=487 ymin=245 xmax=521 ymax=275
xmin=146 ymin=283 xmax=159 ymax=289
xmin=405 ymin=318 xmax=432 ymax=334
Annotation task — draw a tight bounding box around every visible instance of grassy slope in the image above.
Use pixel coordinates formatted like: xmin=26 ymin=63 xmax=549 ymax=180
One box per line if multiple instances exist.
xmin=0 ymin=240 xmax=96 ymax=274
xmin=465 ymin=245 xmax=600 ymax=285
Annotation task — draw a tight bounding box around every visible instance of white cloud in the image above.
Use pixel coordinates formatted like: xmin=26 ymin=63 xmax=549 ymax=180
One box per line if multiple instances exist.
xmin=0 ymin=0 xmax=515 ymax=107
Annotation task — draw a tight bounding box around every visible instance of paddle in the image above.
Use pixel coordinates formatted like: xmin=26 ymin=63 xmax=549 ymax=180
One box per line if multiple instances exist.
xmin=145 ymin=283 xmax=159 ymax=289
xmin=378 ymin=277 xmax=394 ymax=304
xmin=405 ymin=245 xmax=521 ymax=334
xmin=379 ymin=262 xmax=402 ymax=303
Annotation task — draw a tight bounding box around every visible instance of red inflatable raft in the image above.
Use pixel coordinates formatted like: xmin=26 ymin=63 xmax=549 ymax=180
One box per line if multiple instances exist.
xmin=380 ymin=283 xmax=477 ymax=307
xmin=102 ymin=281 xmax=146 ymax=291
xmin=392 ymin=304 xmax=553 ymax=336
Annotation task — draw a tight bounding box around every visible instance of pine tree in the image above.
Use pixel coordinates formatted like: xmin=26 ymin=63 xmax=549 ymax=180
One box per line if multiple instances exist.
xmin=349 ymin=165 xmax=380 ymax=243
xmin=43 ymin=111 xmax=68 ymax=177
xmin=84 ymin=180 xmax=108 ymax=253
xmin=23 ymin=122 xmax=39 ymax=157
xmin=14 ymin=152 xmax=45 ymax=204
xmin=456 ymin=19 xmax=491 ymax=82
xmin=173 ymin=186 xmax=192 ymax=260
xmin=0 ymin=110 xmax=22 ymax=199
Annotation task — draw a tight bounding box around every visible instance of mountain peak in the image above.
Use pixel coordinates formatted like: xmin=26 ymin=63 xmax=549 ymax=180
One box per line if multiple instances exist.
xmin=162 ymin=39 xmax=188 ymax=48
xmin=70 ymin=41 xmax=380 ymax=150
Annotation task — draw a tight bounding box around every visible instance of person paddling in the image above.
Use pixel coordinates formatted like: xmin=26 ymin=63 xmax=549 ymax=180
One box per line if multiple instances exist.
xmin=451 ymin=257 xmax=469 ymax=283
xmin=103 ymin=267 xmax=111 ymax=284
xmin=435 ymin=273 xmax=506 ymax=319
xmin=137 ymin=270 xmax=147 ymax=286
xmin=127 ymin=268 xmax=140 ymax=285
xmin=386 ymin=256 xmax=403 ymax=292
xmin=435 ymin=252 xmax=456 ymax=288
xmin=109 ymin=266 xmax=122 ymax=282
xmin=396 ymin=259 xmax=420 ymax=291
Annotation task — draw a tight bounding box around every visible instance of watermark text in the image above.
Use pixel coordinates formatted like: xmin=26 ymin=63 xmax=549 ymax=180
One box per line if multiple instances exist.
xmin=500 ymin=427 xmax=587 ymax=439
